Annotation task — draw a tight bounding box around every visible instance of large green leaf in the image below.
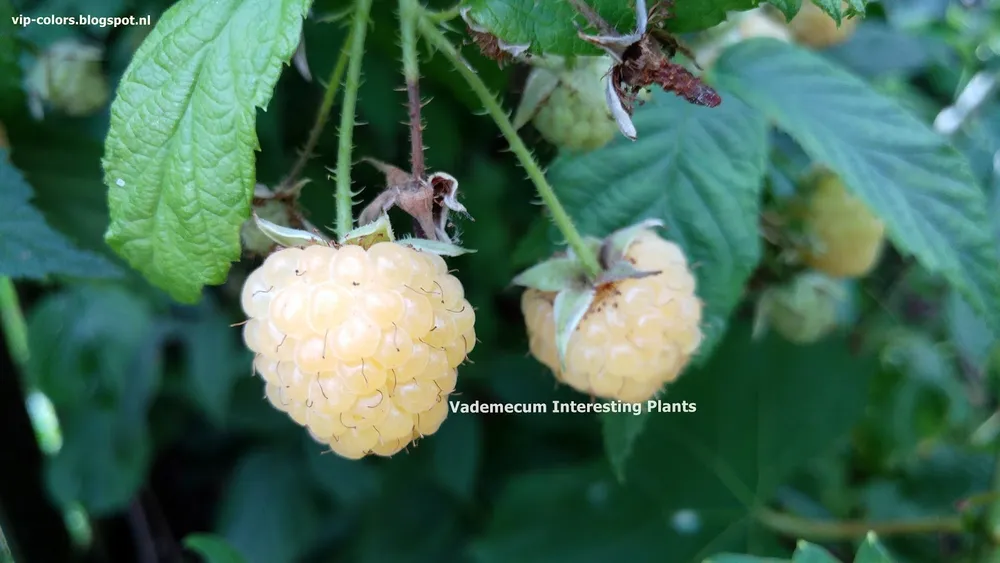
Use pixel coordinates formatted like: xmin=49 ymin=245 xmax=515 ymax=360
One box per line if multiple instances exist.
xmin=713 ymin=39 xmax=1000 ymax=334
xmin=622 ymin=323 xmax=872 ymax=561
xmin=460 ymin=0 xmax=759 ymax=57
xmin=103 ymin=0 xmax=311 ymax=303
xmin=0 ymin=152 xmax=119 ymax=280
xmin=854 ymin=533 xmax=895 ymax=563
xmin=545 ymin=91 xmax=768 ymax=478
xmin=790 ymin=543 xmax=840 ymax=563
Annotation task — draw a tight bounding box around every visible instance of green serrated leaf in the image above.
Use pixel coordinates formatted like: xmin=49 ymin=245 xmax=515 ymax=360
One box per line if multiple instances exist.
xmin=601 ymin=413 xmax=649 ymax=483
xmin=548 ymin=90 xmax=767 ymax=477
xmin=854 ymin=533 xmax=894 ymax=563
xmin=0 ymin=152 xmax=120 ymax=280
xmin=184 ymin=534 xmax=248 ymax=563
xmin=553 ymin=286 xmax=597 ymax=370
xmin=714 ymin=39 xmax=1000 ymax=334
xmin=461 ymin=0 xmax=759 ymax=57
xmin=791 ymin=541 xmax=840 ymax=563
xmin=103 ymin=0 xmax=312 ymax=303
xmin=0 ymin=0 xmax=25 ymax=118
xmin=765 ymin=0 xmax=803 ymax=21
xmin=431 ymin=415 xmax=482 ymax=501
xmin=550 ymin=90 xmax=767 ymax=361
xmin=810 ymin=0 xmax=843 ymax=24
xmin=512 ymin=257 xmax=587 ymax=291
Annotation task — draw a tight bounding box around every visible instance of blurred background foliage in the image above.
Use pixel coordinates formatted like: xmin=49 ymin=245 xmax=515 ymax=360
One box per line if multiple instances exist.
xmin=1 ymin=0 xmax=1000 ymax=562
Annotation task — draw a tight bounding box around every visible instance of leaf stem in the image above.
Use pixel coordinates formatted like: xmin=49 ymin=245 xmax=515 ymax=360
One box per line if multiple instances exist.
xmin=755 ymin=507 xmax=963 ymax=541
xmin=416 ymin=17 xmax=602 ymax=277
xmin=282 ymin=29 xmax=352 ymax=190
xmin=400 ymin=0 xmax=425 ymax=179
xmin=335 ymin=0 xmax=373 ymax=239
xmin=425 ymin=4 xmax=461 ymax=23
xmin=0 ymin=277 xmax=29 ymax=368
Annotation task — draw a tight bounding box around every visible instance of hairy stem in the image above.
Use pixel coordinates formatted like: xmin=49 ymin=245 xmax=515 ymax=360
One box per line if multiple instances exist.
xmin=400 ymin=0 xmax=425 ymax=179
xmin=425 ymin=4 xmax=462 ymax=23
xmin=0 ymin=278 xmax=28 ymax=368
xmin=283 ymin=30 xmax=352 ymax=190
xmin=335 ymin=0 xmax=373 ymax=239
xmin=755 ymin=507 xmax=963 ymax=541
xmin=417 ymin=17 xmax=601 ymax=276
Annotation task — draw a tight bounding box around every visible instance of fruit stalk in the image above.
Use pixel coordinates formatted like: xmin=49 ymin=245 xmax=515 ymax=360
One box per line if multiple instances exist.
xmin=416 ymin=16 xmax=602 ymax=277
xmin=0 ymin=277 xmax=28 ymax=367
xmin=283 ymin=29 xmax=352 ymax=190
xmin=400 ymin=0 xmax=425 ymax=179
xmin=335 ymin=0 xmax=374 ymax=239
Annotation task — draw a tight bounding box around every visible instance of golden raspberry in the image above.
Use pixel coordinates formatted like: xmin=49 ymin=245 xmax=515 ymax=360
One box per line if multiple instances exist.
xmin=799 ymin=172 xmax=885 ymax=278
xmin=786 ymin=1 xmax=858 ymax=49
xmin=241 ymin=242 xmax=476 ymax=459
xmin=521 ymin=230 xmax=703 ymax=402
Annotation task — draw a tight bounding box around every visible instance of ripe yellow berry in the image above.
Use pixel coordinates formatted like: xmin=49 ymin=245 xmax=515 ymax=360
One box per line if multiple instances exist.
xmin=787 ymin=1 xmax=858 ymax=49
xmin=241 ymin=242 xmax=475 ymax=459
xmin=521 ymin=231 xmax=703 ymax=402
xmin=799 ymin=172 xmax=885 ymax=278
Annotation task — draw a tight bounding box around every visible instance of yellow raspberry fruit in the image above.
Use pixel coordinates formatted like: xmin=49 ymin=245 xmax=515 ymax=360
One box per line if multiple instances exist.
xmin=799 ymin=172 xmax=885 ymax=278
xmin=787 ymin=1 xmax=858 ymax=49
xmin=521 ymin=230 xmax=703 ymax=402
xmin=240 ymin=242 xmax=476 ymax=460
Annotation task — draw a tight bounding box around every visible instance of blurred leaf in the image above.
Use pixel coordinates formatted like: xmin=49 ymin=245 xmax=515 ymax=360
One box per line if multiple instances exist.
xmin=0 ymin=0 xmax=25 ymax=118
xmin=714 ymin=39 xmax=1000 ymax=334
xmin=26 ymin=284 xmax=158 ymax=408
xmin=431 ymin=413 xmax=482 ymax=501
xmin=767 ymin=0 xmax=802 ymax=21
xmin=184 ymin=533 xmax=249 ymax=563
xmin=103 ymin=0 xmax=310 ymax=303
xmin=854 ymin=533 xmax=894 ymax=563
xmin=704 ymin=556 xmax=789 ymax=563
xmin=218 ymin=450 xmax=325 ymax=563
xmin=790 ymin=542 xmax=839 ymax=563
xmin=546 ymin=91 xmax=767 ymax=476
xmin=168 ymin=300 xmax=251 ymax=423
xmin=471 ymin=464 xmax=676 ymax=563
xmin=0 ymin=152 xmax=119 ymax=280
xmin=822 ymin=23 xmax=944 ymax=79
xmin=305 ymin=434 xmax=381 ymax=506
xmin=45 ymin=406 xmax=152 ymax=515
xmin=601 ymin=413 xmax=647 ymax=483
xmin=620 ymin=323 xmax=873 ymax=561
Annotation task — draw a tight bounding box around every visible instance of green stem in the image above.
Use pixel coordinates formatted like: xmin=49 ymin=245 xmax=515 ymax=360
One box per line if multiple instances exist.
xmin=416 ymin=17 xmax=601 ymax=277
xmin=425 ymin=4 xmax=461 ymax=23
xmin=283 ymin=29 xmax=352 ymax=190
xmin=0 ymin=277 xmax=28 ymax=368
xmin=755 ymin=507 xmax=963 ymax=541
xmin=335 ymin=0 xmax=373 ymax=239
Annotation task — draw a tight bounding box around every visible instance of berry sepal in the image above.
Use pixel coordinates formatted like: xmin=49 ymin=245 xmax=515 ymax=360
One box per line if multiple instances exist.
xmin=397 ymin=237 xmax=476 ymax=257
xmin=252 ymin=212 xmax=330 ymax=248
xmin=511 ymin=257 xmax=590 ymax=292
xmin=340 ymin=214 xmax=395 ymax=248
xmin=553 ymin=286 xmax=597 ymax=370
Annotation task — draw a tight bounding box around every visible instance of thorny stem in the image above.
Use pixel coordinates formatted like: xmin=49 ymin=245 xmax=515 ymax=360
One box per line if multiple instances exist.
xmin=755 ymin=507 xmax=963 ymax=541
xmin=416 ymin=16 xmax=603 ymax=277
xmin=335 ymin=0 xmax=373 ymax=239
xmin=400 ymin=0 xmax=425 ymax=179
xmin=425 ymin=4 xmax=461 ymax=23
xmin=283 ymin=29 xmax=352 ymax=190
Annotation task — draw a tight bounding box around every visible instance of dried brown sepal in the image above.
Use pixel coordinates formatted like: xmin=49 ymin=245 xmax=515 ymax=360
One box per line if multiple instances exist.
xmin=461 ymin=7 xmax=530 ymax=67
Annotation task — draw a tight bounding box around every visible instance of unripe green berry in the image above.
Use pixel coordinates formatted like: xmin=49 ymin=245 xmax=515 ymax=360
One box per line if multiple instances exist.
xmin=757 ymin=272 xmax=842 ymax=344
xmin=27 ymin=39 xmax=109 ymax=117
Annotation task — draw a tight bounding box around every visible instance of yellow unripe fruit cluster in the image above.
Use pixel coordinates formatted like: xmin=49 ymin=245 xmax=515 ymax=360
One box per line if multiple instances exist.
xmin=800 ymin=174 xmax=885 ymax=278
xmin=787 ymin=1 xmax=858 ymax=49
xmin=241 ymin=242 xmax=476 ymax=459
xmin=522 ymin=231 xmax=703 ymax=402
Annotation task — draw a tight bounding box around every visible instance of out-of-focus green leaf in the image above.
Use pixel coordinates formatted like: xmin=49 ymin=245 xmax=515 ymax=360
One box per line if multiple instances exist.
xmin=790 ymin=542 xmax=840 ymax=563
xmin=855 ymin=533 xmax=895 ymax=563
xmin=0 ymin=0 xmax=25 ymax=118
xmin=184 ymin=533 xmax=249 ymax=563
xmin=0 ymin=152 xmax=119 ymax=280
xmin=217 ymin=450 xmax=325 ymax=563
xmin=714 ymin=39 xmax=1000 ymax=334
xmin=431 ymin=414 xmax=482 ymax=501
xmin=704 ymin=556 xmax=790 ymax=563
xmin=103 ymin=0 xmax=311 ymax=302
xmin=304 ymin=434 xmax=381 ymax=506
